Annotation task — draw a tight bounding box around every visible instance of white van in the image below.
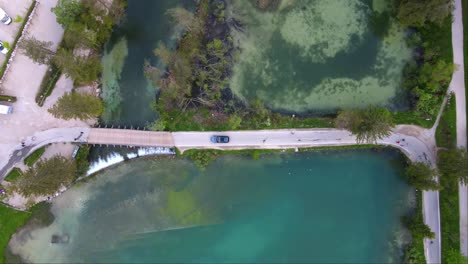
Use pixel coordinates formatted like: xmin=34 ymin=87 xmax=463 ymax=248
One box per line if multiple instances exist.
xmin=0 ymin=104 xmax=13 ymax=114
xmin=0 ymin=8 xmax=12 ymax=25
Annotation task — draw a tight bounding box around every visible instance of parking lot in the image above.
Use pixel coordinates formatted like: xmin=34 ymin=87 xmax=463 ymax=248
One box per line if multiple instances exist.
xmin=0 ymin=0 xmax=33 ymax=66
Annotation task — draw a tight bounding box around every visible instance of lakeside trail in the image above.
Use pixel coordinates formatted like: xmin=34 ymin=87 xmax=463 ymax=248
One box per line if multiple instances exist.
xmin=449 ymin=0 xmax=468 ymax=257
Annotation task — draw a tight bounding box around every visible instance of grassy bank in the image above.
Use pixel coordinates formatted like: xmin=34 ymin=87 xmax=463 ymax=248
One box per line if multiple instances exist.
xmin=439 ymin=156 xmax=462 ymax=264
xmin=23 ymin=146 xmax=46 ymax=167
xmin=402 ymin=190 xmax=427 ymax=264
xmin=463 ymin=0 xmax=468 ymax=141
xmin=180 ymin=145 xmax=387 ymax=169
xmin=36 ymin=64 xmax=61 ymax=107
xmin=0 ymin=204 xmax=31 ymax=264
xmin=4 ymin=168 xmax=22 ymax=182
xmin=0 ymin=95 xmax=16 ymax=102
xmin=436 ymin=94 xmax=457 ymax=149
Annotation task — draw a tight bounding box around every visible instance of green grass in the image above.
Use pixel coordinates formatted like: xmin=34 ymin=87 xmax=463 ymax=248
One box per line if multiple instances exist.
xmin=0 ymin=204 xmax=31 ymax=264
xmin=463 ymin=0 xmax=468 ymax=142
xmin=0 ymin=95 xmax=16 ymax=102
xmin=439 ymin=158 xmax=461 ymax=264
xmin=392 ymin=111 xmax=434 ymax=128
xmin=0 ymin=1 xmax=36 ymax=80
xmin=13 ymin=15 xmax=22 ymax=23
xmin=436 ymin=95 xmax=457 ymax=149
xmin=36 ymin=64 xmax=62 ymax=107
xmin=4 ymin=168 xmax=22 ymax=182
xmin=23 ymin=146 xmax=46 ymax=167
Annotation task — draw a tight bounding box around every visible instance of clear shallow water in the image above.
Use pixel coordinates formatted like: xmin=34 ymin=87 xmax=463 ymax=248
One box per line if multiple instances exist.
xmin=100 ymin=0 xmax=192 ymax=126
xmin=9 ymin=150 xmax=413 ymax=263
xmin=228 ymin=0 xmax=412 ymax=113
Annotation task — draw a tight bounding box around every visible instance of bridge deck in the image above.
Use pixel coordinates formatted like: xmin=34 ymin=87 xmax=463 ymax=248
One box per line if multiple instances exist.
xmin=87 ymin=128 xmax=174 ymax=147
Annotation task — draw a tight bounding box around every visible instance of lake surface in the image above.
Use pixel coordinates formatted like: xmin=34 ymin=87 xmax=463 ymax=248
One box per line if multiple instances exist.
xmin=9 ymin=150 xmax=413 ymax=263
xmin=228 ymin=0 xmax=412 ymax=113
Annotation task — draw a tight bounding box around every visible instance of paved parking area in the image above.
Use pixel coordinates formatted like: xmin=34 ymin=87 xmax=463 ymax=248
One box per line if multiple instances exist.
xmin=0 ymin=0 xmax=92 ymax=178
xmin=0 ymin=0 xmax=33 ymax=66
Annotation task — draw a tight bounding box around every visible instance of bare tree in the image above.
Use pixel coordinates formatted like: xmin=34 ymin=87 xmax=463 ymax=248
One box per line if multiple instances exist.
xmin=153 ymin=42 xmax=173 ymax=67
xmin=167 ymin=7 xmax=202 ymax=34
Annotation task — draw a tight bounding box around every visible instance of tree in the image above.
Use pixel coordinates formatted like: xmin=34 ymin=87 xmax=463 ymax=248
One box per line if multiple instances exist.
xmin=419 ymin=60 xmax=454 ymax=93
xmin=154 ymin=42 xmax=173 ymax=67
xmin=51 ymin=0 xmax=84 ymax=28
xmin=49 ymin=92 xmax=103 ymax=120
xmin=12 ymin=155 xmax=76 ymax=197
xmin=167 ymin=7 xmax=202 ymax=34
xmin=438 ymin=149 xmax=468 ymax=183
xmin=148 ymin=120 xmax=167 ymax=131
xmin=53 ymin=49 xmax=102 ymax=84
xmin=108 ymin=0 xmax=127 ymax=25
xmin=404 ymin=162 xmax=440 ymax=190
xmin=226 ymin=114 xmax=242 ymax=130
xmin=19 ymin=36 xmax=55 ymax=64
xmin=63 ymin=23 xmax=98 ymax=49
xmin=336 ymin=106 xmax=394 ymax=143
xmin=398 ymin=0 xmax=453 ymax=27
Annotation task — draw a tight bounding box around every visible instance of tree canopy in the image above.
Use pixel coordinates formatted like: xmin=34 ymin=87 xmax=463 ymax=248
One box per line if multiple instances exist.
xmin=438 ymin=149 xmax=468 ymax=184
xmin=404 ymin=162 xmax=440 ymax=190
xmin=12 ymin=155 xmax=76 ymax=197
xmin=397 ymin=0 xmax=453 ymax=27
xmin=167 ymin=7 xmax=202 ymax=34
xmin=336 ymin=106 xmax=394 ymax=143
xmin=51 ymin=0 xmax=84 ymax=28
xmin=53 ymin=49 xmax=102 ymax=84
xmin=19 ymin=36 xmax=55 ymax=64
xmin=49 ymin=92 xmax=103 ymax=120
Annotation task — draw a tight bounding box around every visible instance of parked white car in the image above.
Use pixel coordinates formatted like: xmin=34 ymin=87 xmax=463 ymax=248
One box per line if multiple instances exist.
xmin=0 ymin=42 xmax=8 ymax=54
xmin=0 ymin=7 xmax=11 ymax=25
xmin=0 ymin=104 xmax=13 ymax=114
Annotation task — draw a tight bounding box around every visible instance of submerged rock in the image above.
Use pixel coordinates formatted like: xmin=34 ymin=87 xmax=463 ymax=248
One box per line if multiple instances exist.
xmin=51 ymin=234 xmax=70 ymax=244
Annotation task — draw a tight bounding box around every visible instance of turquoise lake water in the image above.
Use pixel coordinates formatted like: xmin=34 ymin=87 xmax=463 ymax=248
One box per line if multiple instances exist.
xmin=9 ymin=150 xmax=413 ymax=263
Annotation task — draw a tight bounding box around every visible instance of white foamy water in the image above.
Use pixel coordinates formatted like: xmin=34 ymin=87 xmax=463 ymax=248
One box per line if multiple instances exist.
xmin=86 ymin=147 xmax=175 ymax=176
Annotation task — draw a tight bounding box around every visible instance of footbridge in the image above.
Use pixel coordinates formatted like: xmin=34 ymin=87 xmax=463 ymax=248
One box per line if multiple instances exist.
xmin=0 ymin=126 xmax=441 ymax=264
xmin=87 ymin=128 xmax=174 ymax=147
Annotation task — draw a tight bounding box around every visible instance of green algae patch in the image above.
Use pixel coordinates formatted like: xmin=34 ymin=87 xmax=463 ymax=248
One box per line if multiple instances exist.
xmin=228 ymin=0 xmax=412 ymax=113
xmin=280 ymin=0 xmax=368 ymax=62
xmin=101 ymin=37 xmax=129 ymax=122
xmin=164 ymin=189 xmax=209 ymax=226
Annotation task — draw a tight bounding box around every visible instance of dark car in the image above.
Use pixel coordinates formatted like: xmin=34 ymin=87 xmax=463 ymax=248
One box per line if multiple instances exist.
xmin=211 ymin=135 xmax=230 ymax=143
